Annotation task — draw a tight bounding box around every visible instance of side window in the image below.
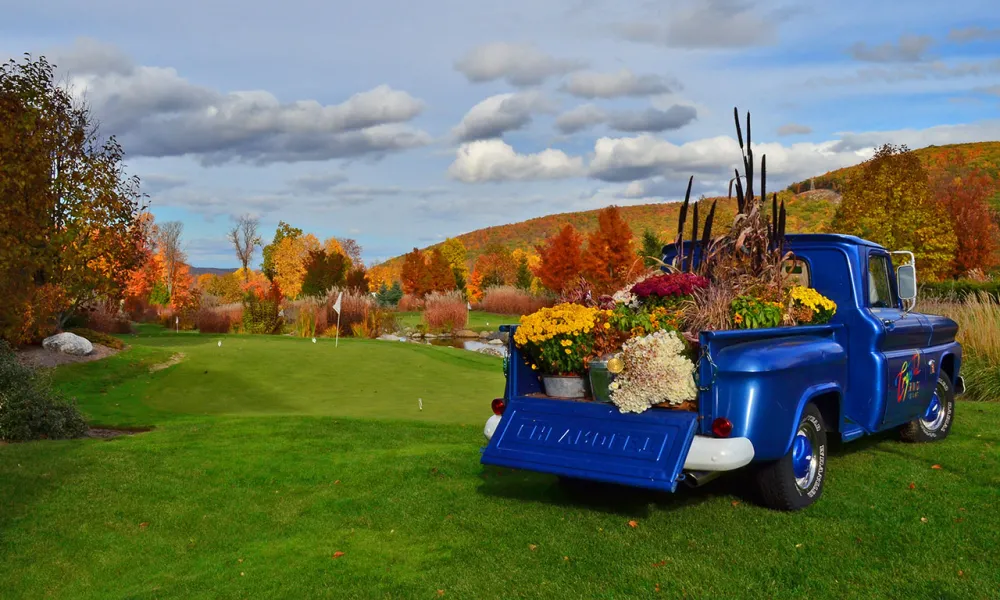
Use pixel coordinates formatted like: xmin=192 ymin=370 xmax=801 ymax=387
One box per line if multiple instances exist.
xmin=782 ymin=258 xmax=811 ymax=287
xmin=867 ymin=254 xmax=894 ymax=308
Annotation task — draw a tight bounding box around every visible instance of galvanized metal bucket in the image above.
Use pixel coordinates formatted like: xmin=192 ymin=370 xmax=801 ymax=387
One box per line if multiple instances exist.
xmin=542 ymin=375 xmax=588 ymax=399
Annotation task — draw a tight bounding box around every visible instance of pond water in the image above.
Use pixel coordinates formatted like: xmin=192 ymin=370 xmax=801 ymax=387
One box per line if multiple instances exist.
xmin=389 ymin=336 xmax=509 ymax=357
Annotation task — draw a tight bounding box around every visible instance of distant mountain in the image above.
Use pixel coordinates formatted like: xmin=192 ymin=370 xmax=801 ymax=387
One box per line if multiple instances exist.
xmin=787 ymin=141 xmax=1000 ymax=210
xmin=189 ymin=267 xmax=237 ymax=277
xmin=383 ymin=141 xmax=999 ymax=268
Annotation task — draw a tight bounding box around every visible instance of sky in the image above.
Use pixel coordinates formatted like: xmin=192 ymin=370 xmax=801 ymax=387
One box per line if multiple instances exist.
xmin=3 ymin=0 xmax=1000 ymax=267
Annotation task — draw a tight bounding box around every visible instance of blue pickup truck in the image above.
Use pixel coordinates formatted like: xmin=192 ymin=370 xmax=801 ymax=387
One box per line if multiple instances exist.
xmin=480 ymin=234 xmax=965 ymax=510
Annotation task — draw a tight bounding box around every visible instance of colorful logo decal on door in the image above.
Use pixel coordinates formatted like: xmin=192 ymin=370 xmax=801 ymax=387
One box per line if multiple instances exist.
xmin=895 ymin=353 xmax=921 ymax=403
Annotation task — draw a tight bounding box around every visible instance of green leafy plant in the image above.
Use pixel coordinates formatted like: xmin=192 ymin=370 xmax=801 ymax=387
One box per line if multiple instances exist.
xmin=66 ymin=327 xmax=126 ymax=350
xmin=731 ymin=295 xmax=783 ymax=329
xmin=0 ymin=341 xmax=87 ymax=442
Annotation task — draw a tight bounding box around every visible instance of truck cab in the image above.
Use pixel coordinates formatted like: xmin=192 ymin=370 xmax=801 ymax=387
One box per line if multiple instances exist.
xmin=481 ymin=234 xmax=964 ymax=510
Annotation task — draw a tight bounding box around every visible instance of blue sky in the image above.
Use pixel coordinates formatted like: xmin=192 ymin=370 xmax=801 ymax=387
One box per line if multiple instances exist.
xmin=3 ymin=0 xmax=999 ymax=267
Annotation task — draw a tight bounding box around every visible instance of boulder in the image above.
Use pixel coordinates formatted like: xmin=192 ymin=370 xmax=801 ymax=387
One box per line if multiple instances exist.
xmin=42 ymin=332 xmax=93 ymax=356
xmin=455 ymin=329 xmax=478 ymax=339
xmin=488 ymin=339 xmax=504 ymax=346
xmin=477 ymin=346 xmax=506 ymax=358
xmin=479 ymin=331 xmax=492 ymax=339
xmin=377 ymin=334 xmax=401 ymax=342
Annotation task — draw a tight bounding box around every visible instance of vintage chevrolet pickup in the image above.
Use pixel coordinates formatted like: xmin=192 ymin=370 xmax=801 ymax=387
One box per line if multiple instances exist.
xmin=480 ymin=234 xmax=965 ymax=510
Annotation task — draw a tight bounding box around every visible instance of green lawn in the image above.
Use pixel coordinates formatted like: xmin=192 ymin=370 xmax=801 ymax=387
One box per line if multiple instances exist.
xmin=395 ymin=311 xmax=521 ymax=333
xmin=2 ymin=329 xmax=999 ymax=599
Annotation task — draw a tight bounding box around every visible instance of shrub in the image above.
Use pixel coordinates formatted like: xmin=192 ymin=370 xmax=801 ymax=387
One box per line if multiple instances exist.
xmin=158 ymin=308 xmax=197 ymax=331
xmin=325 ymin=289 xmax=378 ymax=337
xmin=241 ymin=286 xmax=282 ymax=335
xmin=920 ymin=280 xmax=1000 ymax=301
xmin=292 ymin=299 xmax=327 ymax=337
xmin=923 ymin=293 xmax=1000 ymax=401
xmin=66 ymin=327 xmax=126 ymax=350
xmin=81 ymin=301 xmax=132 ymax=334
xmin=423 ymin=291 xmax=468 ymax=332
xmin=479 ymin=286 xmax=554 ymax=315
xmin=397 ymin=294 xmax=425 ymax=312
xmin=350 ymin=304 xmax=399 ymax=339
xmin=196 ymin=305 xmax=241 ymax=334
xmin=0 ymin=341 xmax=88 ymax=442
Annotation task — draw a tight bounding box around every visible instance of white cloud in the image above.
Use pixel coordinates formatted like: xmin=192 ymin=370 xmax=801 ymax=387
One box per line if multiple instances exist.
xmin=448 ymin=139 xmax=585 ymax=183
xmin=560 ymin=69 xmax=679 ymax=99
xmin=451 ymin=91 xmax=556 ymax=142
xmin=51 ymin=38 xmax=430 ymax=165
xmin=555 ymin=104 xmax=608 ymax=134
xmin=848 ymin=34 xmax=934 ymax=63
xmin=453 ymin=42 xmax=586 ymax=86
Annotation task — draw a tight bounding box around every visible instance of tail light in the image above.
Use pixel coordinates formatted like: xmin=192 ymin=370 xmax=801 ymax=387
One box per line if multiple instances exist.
xmin=491 ymin=398 xmax=506 ymax=416
xmin=712 ymin=417 xmax=733 ymax=438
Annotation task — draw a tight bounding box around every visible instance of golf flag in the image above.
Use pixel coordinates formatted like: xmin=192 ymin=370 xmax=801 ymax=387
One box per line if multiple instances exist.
xmin=467 ymin=301 xmax=472 ymax=311
xmin=333 ymin=292 xmax=343 ymax=348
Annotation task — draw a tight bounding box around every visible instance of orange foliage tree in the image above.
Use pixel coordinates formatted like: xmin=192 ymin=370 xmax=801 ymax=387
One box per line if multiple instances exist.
xmin=534 ymin=224 xmax=584 ymax=294
xmin=468 ymin=245 xmax=516 ymax=300
xmin=932 ymin=169 xmax=999 ymax=277
xmin=582 ymin=206 xmax=635 ymax=294
xmin=273 ymin=233 xmax=320 ymax=299
xmin=426 ymin=248 xmax=457 ymax=293
xmin=401 ymin=248 xmax=430 ymax=296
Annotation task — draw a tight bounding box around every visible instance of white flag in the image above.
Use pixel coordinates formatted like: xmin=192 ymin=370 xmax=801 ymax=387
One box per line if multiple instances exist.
xmin=467 ymin=302 xmax=472 ymax=311
xmin=332 ymin=292 xmax=343 ymax=315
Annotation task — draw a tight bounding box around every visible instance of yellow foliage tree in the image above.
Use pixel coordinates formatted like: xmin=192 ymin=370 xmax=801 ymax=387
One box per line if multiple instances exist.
xmin=832 ymin=144 xmax=957 ymax=281
xmin=273 ymin=234 xmax=320 ymax=299
xmin=323 ymin=237 xmax=353 ymax=271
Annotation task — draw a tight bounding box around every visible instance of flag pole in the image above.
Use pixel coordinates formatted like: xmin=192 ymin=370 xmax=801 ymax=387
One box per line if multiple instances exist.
xmin=336 ymin=311 xmax=341 ymax=347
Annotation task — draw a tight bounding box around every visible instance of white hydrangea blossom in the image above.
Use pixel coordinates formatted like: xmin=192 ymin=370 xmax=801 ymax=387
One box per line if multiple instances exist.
xmin=609 ymin=330 xmax=697 ymax=414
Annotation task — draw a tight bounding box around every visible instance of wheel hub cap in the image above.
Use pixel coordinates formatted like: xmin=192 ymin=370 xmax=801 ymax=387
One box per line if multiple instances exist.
xmin=921 ymin=392 xmax=945 ymax=430
xmin=792 ymin=427 xmax=819 ymax=490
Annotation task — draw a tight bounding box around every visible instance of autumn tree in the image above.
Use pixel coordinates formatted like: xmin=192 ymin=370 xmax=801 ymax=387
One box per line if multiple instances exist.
xmin=514 ymin=252 xmax=532 ymax=290
xmin=426 ymin=248 xmax=457 ymax=293
xmin=0 ymin=54 xmax=148 ymax=339
xmin=640 ymin=229 xmax=665 ymax=268
xmin=262 ymin=221 xmax=303 ymax=280
xmin=345 ymin=267 xmax=370 ymax=293
xmin=401 ymin=248 xmax=430 ymax=296
xmin=273 ymin=233 xmax=320 ymax=299
xmin=832 ymin=144 xmax=957 ymax=281
xmin=156 ymin=221 xmax=186 ymax=300
xmin=931 ymin=169 xmax=999 ymax=277
xmin=440 ymin=238 xmax=470 ymax=292
xmin=337 ymin=238 xmax=363 ymax=268
xmin=301 ymin=249 xmax=348 ymax=297
xmin=228 ymin=214 xmax=261 ymax=282
xmin=534 ymin=224 xmax=584 ymax=294
xmin=367 ymin=262 xmax=401 ymax=292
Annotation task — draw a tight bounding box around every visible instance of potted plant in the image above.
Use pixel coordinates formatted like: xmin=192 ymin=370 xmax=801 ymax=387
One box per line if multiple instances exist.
xmin=513 ymin=303 xmax=599 ymax=398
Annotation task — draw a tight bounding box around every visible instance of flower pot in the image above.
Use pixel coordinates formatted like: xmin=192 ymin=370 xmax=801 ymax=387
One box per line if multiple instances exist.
xmin=542 ymin=375 xmax=588 ymax=399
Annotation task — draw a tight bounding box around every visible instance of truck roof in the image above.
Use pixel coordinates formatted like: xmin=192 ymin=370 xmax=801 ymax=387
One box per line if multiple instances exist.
xmin=785 ymin=233 xmax=885 ymax=250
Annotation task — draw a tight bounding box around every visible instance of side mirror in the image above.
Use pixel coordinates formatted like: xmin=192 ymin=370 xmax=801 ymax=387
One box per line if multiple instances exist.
xmin=897 ymin=264 xmax=917 ymax=301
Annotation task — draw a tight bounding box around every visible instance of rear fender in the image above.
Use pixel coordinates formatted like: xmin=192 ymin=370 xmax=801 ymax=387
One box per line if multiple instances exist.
xmin=777 ymin=383 xmax=842 ymax=458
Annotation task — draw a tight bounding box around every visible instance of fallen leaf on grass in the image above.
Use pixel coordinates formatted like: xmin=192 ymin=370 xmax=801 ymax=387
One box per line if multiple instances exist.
xmin=240 ymin=572 xmax=245 ymax=576
xmin=628 ymin=520 xmax=638 ymax=528
xmin=731 ymin=501 xmax=740 ymax=507
xmin=563 ymin=556 xmax=570 ymax=561
xmin=959 ymin=507 xmax=966 ymax=512
xmin=334 ymin=480 xmax=341 ymax=485
xmin=332 ymin=551 xmax=345 ymax=559
xmin=652 ymin=560 xmax=670 ymax=568
xmin=139 ymin=522 xmax=149 ymax=530
xmin=655 ymin=583 xmax=661 ymax=593
xmin=238 ymin=558 xmax=243 ymax=563
xmin=795 ymin=544 xmax=803 ymax=549
xmin=529 ymin=544 xmax=537 ymax=551
xmin=954 ymin=518 xmax=964 ymax=523
xmin=920 ymin=517 xmax=928 ymax=523
xmin=931 ymin=464 xmax=942 ymax=470
xmin=958 ymin=570 xmax=965 ymax=577
xmin=908 ymin=482 xmax=916 ymax=490
xmin=437 ymin=590 xmax=445 ymax=597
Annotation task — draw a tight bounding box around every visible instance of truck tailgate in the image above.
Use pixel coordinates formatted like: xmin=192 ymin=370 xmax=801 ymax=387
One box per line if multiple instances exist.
xmin=481 ymin=397 xmax=698 ymax=492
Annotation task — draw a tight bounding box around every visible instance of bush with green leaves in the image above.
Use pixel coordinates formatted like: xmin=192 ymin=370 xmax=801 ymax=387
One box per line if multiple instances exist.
xmin=376 ymin=281 xmax=404 ymax=308
xmin=0 ymin=342 xmax=87 ymax=442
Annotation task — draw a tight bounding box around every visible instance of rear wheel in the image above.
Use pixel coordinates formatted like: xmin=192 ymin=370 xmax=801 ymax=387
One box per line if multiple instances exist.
xmin=753 ymin=403 xmax=827 ymax=511
xmin=900 ymin=376 xmax=955 ymax=443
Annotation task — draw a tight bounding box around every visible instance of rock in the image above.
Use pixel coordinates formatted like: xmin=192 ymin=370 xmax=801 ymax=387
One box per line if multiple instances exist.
xmin=424 ymin=333 xmax=437 ymax=339
xmin=377 ymin=334 xmax=401 ymax=342
xmin=42 ymin=332 xmax=93 ymax=356
xmin=456 ymin=329 xmax=478 ymax=339
xmin=479 ymin=331 xmax=492 ymax=339
xmin=488 ymin=339 xmax=504 ymax=346
xmin=408 ymin=332 xmax=422 ymax=338
xmin=477 ymin=346 xmax=506 ymax=358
